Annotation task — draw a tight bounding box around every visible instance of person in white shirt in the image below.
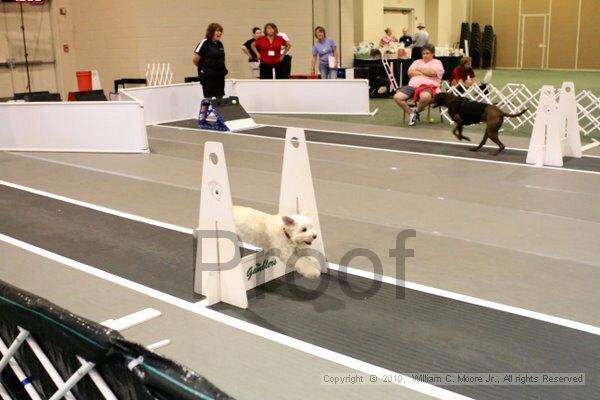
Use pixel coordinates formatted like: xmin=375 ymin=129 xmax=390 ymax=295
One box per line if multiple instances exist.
xmin=278 ymin=31 xmax=292 ymax=78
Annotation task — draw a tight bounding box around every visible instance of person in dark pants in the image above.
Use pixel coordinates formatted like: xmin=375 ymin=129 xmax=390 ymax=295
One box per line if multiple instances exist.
xmin=241 ymin=27 xmax=262 ymax=78
xmin=193 ymin=23 xmax=228 ymax=123
xmin=278 ymin=32 xmax=293 ymax=79
xmin=411 ymin=22 xmax=429 ymax=60
xmin=251 ymin=22 xmax=291 ymax=79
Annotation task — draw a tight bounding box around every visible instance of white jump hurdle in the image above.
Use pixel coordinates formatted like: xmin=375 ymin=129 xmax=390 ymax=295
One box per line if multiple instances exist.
xmin=194 ymin=128 xmax=326 ymax=309
xmin=526 ymin=82 xmax=585 ymax=167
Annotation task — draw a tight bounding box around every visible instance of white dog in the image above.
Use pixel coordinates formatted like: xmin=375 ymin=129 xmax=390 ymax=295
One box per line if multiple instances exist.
xmin=232 ymin=205 xmax=322 ymax=279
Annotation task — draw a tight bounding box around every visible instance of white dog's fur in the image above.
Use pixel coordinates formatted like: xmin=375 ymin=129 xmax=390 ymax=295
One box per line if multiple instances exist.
xmin=232 ymin=205 xmax=322 ymax=279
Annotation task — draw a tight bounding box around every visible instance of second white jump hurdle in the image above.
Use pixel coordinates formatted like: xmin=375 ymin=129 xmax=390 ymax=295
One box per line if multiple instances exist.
xmin=193 ymin=128 xmax=326 ymax=309
xmin=526 ymin=82 xmax=584 ymax=167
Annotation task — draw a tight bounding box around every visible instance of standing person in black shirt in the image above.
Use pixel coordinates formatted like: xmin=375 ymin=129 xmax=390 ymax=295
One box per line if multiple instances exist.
xmin=241 ymin=27 xmax=262 ymax=78
xmin=399 ymin=27 xmax=413 ymax=48
xmin=193 ymin=23 xmax=228 ymax=123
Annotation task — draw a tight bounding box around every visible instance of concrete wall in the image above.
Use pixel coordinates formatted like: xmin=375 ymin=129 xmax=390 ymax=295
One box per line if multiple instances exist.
xmin=469 ymin=0 xmax=600 ymax=69
xmin=49 ymin=0 xmax=323 ymax=97
xmin=424 ymin=0 xmax=438 ymax=44
xmin=354 ymin=0 xmax=467 ymax=50
xmin=0 ymin=1 xmax=58 ymax=97
xmin=312 ymin=0 xmax=355 ymax=68
xmin=356 ymin=0 xmax=426 ymax=44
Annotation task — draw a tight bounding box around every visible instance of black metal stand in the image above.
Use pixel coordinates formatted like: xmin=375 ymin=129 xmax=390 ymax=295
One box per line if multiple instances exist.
xmin=19 ymin=3 xmax=32 ymax=93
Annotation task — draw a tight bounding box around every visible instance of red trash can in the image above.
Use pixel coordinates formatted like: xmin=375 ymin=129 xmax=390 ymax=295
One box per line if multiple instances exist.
xmin=76 ymin=71 xmax=92 ymax=91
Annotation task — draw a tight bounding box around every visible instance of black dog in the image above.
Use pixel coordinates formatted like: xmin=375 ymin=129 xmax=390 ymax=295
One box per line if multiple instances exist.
xmin=433 ymin=92 xmax=527 ymax=155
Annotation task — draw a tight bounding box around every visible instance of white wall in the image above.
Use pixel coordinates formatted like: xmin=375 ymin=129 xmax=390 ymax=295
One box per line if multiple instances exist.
xmin=356 ymin=0 xmax=429 ymax=44
xmin=450 ymin=0 xmax=469 ymax=48
xmin=49 ymin=0 xmax=324 ymax=97
xmin=434 ymin=0 xmax=468 ymax=48
xmin=353 ymin=0 xmax=468 ymax=49
xmin=384 ymin=0 xmax=426 ymax=37
xmin=311 ymin=0 xmax=355 ymax=68
xmin=0 ymin=1 xmax=57 ymax=97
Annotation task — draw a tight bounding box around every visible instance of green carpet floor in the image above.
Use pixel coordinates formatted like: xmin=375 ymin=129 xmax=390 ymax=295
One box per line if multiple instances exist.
xmin=273 ymin=69 xmax=600 ymax=141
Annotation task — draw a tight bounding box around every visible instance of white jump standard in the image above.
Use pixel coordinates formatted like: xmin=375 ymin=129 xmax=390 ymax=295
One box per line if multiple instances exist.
xmin=193 ymin=127 xmax=326 ymax=309
xmin=527 ymin=82 xmax=584 ymax=167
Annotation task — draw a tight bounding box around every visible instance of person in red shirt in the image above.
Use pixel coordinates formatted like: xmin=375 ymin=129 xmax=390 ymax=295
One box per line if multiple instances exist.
xmin=251 ymin=22 xmax=292 ymax=79
xmin=450 ymin=56 xmax=481 ymax=90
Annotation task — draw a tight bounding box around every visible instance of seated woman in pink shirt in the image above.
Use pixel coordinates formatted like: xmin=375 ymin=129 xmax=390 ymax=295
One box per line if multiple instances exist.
xmin=379 ymin=28 xmax=398 ymax=47
xmin=392 ymin=43 xmax=444 ymax=126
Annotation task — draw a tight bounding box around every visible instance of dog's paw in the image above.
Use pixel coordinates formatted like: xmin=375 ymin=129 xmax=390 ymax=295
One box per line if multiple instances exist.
xmin=295 ymin=257 xmax=322 ymax=279
xmin=469 ymin=147 xmax=478 ymax=152
xmin=463 ymin=136 xmax=471 ymax=142
xmin=297 ymin=266 xmax=321 ymax=279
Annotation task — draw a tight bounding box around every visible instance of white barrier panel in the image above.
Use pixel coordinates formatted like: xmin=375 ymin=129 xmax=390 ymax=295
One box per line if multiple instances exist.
xmin=527 ymin=86 xmax=562 ymax=167
xmin=0 ymin=102 xmax=148 ymax=153
xmin=119 ymin=83 xmax=205 ymax=125
xmin=195 ymin=142 xmax=248 ymax=308
xmin=120 ymin=80 xmax=370 ymax=126
xmin=228 ymin=79 xmax=371 ymax=115
xmin=119 ymin=81 xmax=236 ymax=125
xmin=279 ymin=128 xmax=326 ymax=272
xmin=194 ymin=129 xmax=326 ymax=308
xmin=558 ymin=82 xmax=582 ymax=158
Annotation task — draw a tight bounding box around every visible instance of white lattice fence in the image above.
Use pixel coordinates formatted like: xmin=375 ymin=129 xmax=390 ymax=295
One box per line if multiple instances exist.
xmin=440 ymin=82 xmax=599 ymax=136
xmin=576 ymin=90 xmax=600 ymax=135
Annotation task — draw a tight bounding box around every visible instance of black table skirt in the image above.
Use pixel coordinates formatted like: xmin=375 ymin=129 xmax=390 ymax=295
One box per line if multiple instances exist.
xmin=353 ymin=56 xmax=460 ymax=94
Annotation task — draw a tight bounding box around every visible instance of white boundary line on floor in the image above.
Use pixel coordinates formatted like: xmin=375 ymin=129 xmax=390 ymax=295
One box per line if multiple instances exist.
xmin=7 ymin=152 xmax=200 ymax=192
xmin=196 ymin=306 xmax=473 ymax=400
xmin=267 ymin=123 xmax=527 ymax=151
xmin=0 ymin=233 xmax=199 ymax=309
xmin=156 ymin=124 xmax=600 ymax=175
xmin=0 ymin=233 xmax=471 ymax=400
xmin=327 ymin=264 xmax=600 ymax=336
xmin=2 ymin=179 xmax=598 ymax=337
xmin=0 ymin=179 xmax=193 ymax=235
xmin=156 ymin=120 xmax=600 ymax=159
xmin=265 ymin=123 xmax=600 ymax=160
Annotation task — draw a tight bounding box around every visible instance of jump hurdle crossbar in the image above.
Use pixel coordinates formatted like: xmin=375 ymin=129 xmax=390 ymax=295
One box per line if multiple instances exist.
xmin=194 ymin=128 xmax=326 ymax=309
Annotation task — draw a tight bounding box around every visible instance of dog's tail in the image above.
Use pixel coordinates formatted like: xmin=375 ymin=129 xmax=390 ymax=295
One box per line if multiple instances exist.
xmin=502 ymin=108 xmax=528 ymax=118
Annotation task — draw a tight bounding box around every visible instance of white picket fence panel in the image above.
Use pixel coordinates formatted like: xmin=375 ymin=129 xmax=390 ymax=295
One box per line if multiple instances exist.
xmin=439 ymin=82 xmax=600 ymax=136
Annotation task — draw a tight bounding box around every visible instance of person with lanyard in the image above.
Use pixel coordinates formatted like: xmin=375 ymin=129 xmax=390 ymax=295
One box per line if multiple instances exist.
xmin=411 ymin=22 xmax=429 ymax=60
xmin=241 ymin=27 xmax=262 ymax=78
xmin=251 ymin=22 xmax=291 ymax=79
xmin=311 ymin=26 xmax=338 ymax=79
xmin=193 ymin=22 xmax=228 ymax=125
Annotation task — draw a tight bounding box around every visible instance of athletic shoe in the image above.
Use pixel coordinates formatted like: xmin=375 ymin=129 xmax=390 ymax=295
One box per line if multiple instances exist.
xmin=408 ymin=109 xmax=419 ymax=126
